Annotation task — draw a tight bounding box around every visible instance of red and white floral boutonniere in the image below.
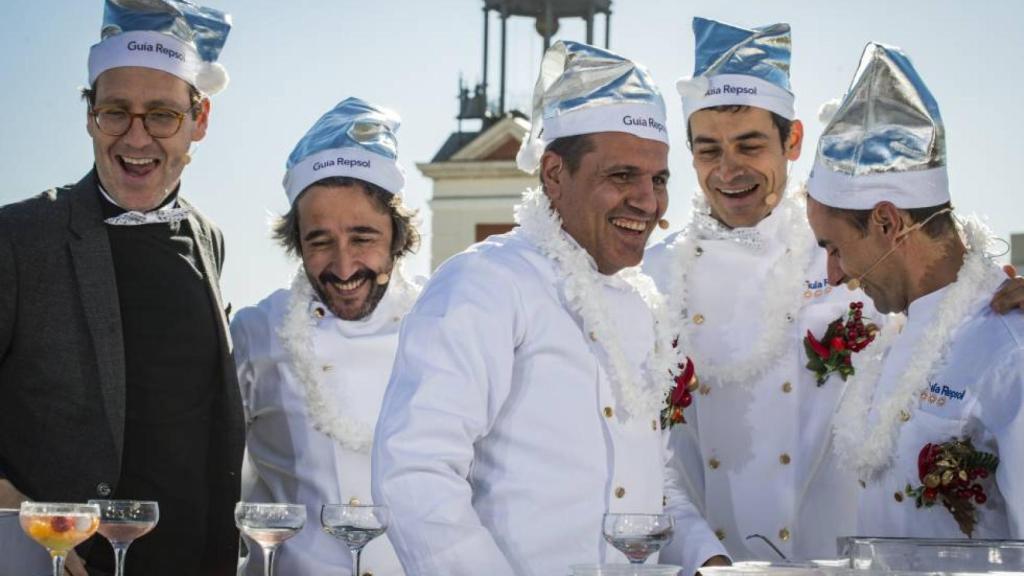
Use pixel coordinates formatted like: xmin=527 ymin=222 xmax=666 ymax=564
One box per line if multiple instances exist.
xmin=803 ymin=302 xmax=876 ymax=386
xmin=904 ymin=439 xmax=1000 ymax=537
xmin=662 ymin=357 xmax=697 ymax=430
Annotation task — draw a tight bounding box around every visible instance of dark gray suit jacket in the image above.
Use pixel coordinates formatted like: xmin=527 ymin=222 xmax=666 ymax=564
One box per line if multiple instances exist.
xmin=0 ymin=171 xmax=244 ymax=573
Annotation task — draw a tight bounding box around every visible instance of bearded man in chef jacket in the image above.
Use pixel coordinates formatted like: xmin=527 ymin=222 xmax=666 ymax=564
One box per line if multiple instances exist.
xmin=231 ymin=97 xmax=419 ymax=575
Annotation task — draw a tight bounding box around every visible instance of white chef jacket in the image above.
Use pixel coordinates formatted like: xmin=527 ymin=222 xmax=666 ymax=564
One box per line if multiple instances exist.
xmin=231 ymin=274 xmax=418 ymax=576
xmin=371 ymin=230 xmax=725 ymax=576
xmin=858 ymin=278 xmax=1024 ymax=538
xmin=643 ymin=203 xmax=866 ymax=561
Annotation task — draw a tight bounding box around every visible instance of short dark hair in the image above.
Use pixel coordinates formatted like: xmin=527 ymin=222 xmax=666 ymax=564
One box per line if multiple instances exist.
xmin=80 ymin=83 xmax=204 ymax=119
xmin=685 ymin=104 xmax=792 ymax=148
xmin=538 ymin=134 xmax=595 ymax=186
xmin=824 ymin=202 xmax=955 ymax=239
xmin=272 ymin=176 xmax=420 ymax=259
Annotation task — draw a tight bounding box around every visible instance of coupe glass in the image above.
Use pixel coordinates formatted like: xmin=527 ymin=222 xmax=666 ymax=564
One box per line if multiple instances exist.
xmin=234 ymin=502 xmax=306 ymax=576
xmin=19 ymin=502 xmax=101 ymax=576
xmin=89 ymin=499 xmax=159 ymax=576
xmin=602 ymin=513 xmax=675 ymax=564
xmin=321 ymin=504 xmax=390 ymax=576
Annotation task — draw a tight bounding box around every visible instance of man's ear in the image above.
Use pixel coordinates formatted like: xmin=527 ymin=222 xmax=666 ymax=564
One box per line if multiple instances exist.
xmin=784 ymin=119 xmax=804 ymax=161
xmin=871 ymin=201 xmax=904 ymax=239
xmin=539 ymin=150 xmax=565 ymax=200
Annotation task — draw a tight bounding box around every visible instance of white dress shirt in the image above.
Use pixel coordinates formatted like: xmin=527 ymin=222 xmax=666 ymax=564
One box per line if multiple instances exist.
xmin=372 ymin=230 xmax=725 ymax=576
xmin=232 ymin=274 xmax=418 ymax=576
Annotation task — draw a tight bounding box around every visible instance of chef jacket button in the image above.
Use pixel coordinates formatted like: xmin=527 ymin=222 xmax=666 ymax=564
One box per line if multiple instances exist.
xmin=590 ymin=331 xmax=598 ymax=341
xmin=779 ymin=453 xmax=791 ymax=465
xmin=708 ymin=457 xmax=720 ymax=470
xmin=695 ymin=246 xmax=704 ymax=257
xmin=699 ymin=384 xmax=711 ymax=396
xmin=782 ymin=381 xmax=793 ymax=393
xmin=96 ymin=482 xmax=112 ymax=497
xmin=715 ymin=529 xmax=726 ymax=541
xmin=603 ymin=406 xmax=614 ymax=418
xmin=651 ymin=419 xmax=658 ymax=431
xmin=693 ymin=314 xmax=705 ymax=325
xmin=779 ymin=528 xmax=791 ymax=542
xmin=663 ymin=496 xmax=668 ymax=507
xmin=899 ymin=410 xmax=912 ymax=422
xmin=614 ymin=486 xmax=626 ymax=498
xmin=859 ymin=480 xmax=867 ymax=489
xmin=313 ymin=307 xmax=325 ymax=319
xmin=785 ymin=313 xmax=794 ymax=323
xmin=894 ymin=492 xmax=904 ymax=503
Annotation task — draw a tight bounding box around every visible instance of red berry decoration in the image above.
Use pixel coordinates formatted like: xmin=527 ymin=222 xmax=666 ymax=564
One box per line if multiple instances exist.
xmin=50 ymin=516 xmax=73 ymax=533
xmin=975 ymin=493 xmax=988 ymax=505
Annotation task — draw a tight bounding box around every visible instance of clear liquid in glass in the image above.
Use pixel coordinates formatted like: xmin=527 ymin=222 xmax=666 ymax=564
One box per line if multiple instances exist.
xmin=605 ymin=528 xmax=673 ymax=563
xmin=323 ymin=524 xmax=386 ymax=550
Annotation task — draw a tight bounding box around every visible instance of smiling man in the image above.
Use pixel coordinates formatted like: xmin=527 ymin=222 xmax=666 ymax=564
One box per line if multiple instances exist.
xmin=807 ymin=43 xmax=1023 ymax=539
xmin=0 ymin=1 xmax=242 ymax=575
xmin=642 ymin=18 xmax=868 ymax=561
xmin=230 ymin=97 xmax=419 ymax=576
xmin=372 ymin=41 xmax=725 ymax=576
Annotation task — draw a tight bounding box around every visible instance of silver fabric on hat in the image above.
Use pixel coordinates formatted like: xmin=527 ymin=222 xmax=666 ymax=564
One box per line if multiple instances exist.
xmin=287 ymin=98 xmax=400 ymax=169
xmin=516 ymin=40 xmax=668 ymax=173
xmin=818 ymin=43 xmax=945 ymax=177
xmin=102 ymin=0 xmax=230 ymax=63
xmin=691 ymin=17 xmax=791 ymax=91
xmin=678 ymin=17 xmax=796 ymax=120
xmin=808 ymin=42 xmax=950 ymax=209
xmin=283 ymin=97 xmax=406 ymax=204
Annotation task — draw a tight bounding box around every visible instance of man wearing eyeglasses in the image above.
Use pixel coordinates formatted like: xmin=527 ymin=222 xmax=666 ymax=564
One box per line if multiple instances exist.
xmin=0 ymin=2 xmax=242 ymax=575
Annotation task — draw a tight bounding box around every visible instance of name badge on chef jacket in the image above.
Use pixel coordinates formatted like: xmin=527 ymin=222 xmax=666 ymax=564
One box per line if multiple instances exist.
xmin=918 ymin=380 xmax=969 ymax=417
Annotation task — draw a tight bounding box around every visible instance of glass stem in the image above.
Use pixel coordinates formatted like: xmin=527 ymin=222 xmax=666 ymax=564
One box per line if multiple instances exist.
xmin=51 ymin=553 xmax=66 ymax=576
xmin=113 ymin=543 xmax=130 ymax=576
xmin=353 ymin=548 xmax=364 ymax=576
xmin=262 ymin=544 xmax=279 ymax=576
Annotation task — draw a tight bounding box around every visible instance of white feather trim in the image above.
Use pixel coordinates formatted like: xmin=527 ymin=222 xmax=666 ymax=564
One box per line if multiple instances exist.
xmin=817 ymin=97 xmax=842 ymax=124
xmin=675 ymin=76 xmax=710 ymax=100
xmin=194 ymin=62 xmax=229 ymax=95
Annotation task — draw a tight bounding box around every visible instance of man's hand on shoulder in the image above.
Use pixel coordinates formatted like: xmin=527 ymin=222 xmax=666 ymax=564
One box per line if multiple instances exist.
xmin=991 ymin=265 xmax=1024 ymax=314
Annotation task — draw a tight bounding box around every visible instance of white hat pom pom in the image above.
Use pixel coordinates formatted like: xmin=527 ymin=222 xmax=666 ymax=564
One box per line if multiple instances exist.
xmin=676 ymin=76 xmax=710 ymax=100
xmin=516 ymin=136 xmax=546 ymax=174
xmin=195 ymin=62 xmax=229 ymax=95
xmin=817 ymin=97 xmax=841 ymax=124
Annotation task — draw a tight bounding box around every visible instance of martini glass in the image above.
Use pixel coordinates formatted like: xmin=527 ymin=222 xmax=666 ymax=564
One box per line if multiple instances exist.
xmin=602 ymin=513 xmax=675 ymax=564
xmin=321 ymin=504 xmax=390 ymax=576
xmin=19 ymin=502 xmax=101 ymax=576
xmin=89 ymin=499 xmax=159 ymax=576
xmin=234 ymin=502 xmax=306 ymax=576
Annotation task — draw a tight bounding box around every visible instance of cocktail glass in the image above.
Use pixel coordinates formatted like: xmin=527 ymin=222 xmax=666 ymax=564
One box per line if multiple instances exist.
xmin=321 ymin=504 xmax=389 ymax=576
xmin=602 ymin=513 xmax=675 ymax=564
xmin=19 ymin=502 xmax=101 ymax=576
xmin=89 ymin=499 xmax=159 ymax=576
xmin=234 ymin=502 xmax=306 ymax=576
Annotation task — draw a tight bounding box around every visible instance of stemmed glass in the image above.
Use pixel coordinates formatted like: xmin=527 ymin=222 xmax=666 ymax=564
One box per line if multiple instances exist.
xmin=19 ymin=502 xmax=101 ymax=576
xmin=89 ymin=499 xmax=159 ymax=576
xmin=234 ymin=502 xmax=306 ymax=576
xmin=321 ymin=503 xmax=390 ymax=576
xmin=602 ymin=513 xmax=675 ymax=564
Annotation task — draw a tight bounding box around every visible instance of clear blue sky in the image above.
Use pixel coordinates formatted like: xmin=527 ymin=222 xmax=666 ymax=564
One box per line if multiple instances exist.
xmin=2 ymin=0 xmax=1022 ymax=310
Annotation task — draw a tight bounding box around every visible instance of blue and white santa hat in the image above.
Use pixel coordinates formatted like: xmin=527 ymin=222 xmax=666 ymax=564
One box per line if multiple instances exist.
xmin=283 ymin=97 xmax=406 ymax=205
xmin=516 ymin=40 xmax=669 ymax=174
xmin=88 ymin=0 xmax=232 ymax=95
xmin=677 ymin=17 xmax=795 ymax=122
xmin=808 ymin=43 xmax=948 ymax=210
